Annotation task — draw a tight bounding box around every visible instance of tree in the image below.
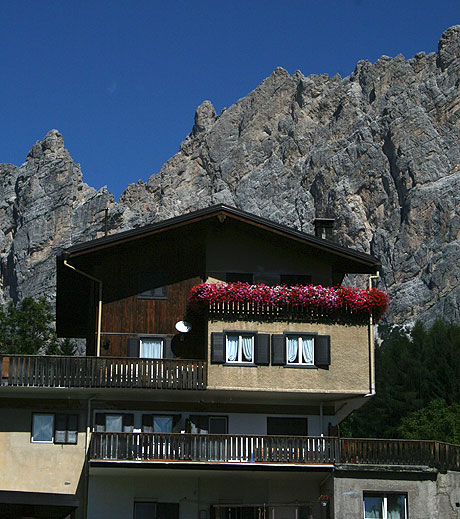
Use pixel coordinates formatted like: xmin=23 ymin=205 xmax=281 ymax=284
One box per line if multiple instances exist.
xmin=341 ymin=319 xmax=460 ymax=440
xmin=399 ymin=400 xmax=460 ymax=444
xmin=0 ymin=297 xmax=77 ymax=355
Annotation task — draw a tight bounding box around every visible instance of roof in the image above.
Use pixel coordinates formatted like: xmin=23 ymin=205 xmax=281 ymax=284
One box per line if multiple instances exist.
xmin=62 ymin=204 xmax=380 ymax=271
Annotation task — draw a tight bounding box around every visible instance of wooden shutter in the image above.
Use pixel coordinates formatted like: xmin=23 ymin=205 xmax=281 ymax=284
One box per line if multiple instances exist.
xmin=271 ymin=334 xmax=286 ymax=365
xmin=315 ymin=335 xmax=331 ymax=368
xmin=123 ymin=414 xmax=134 ymax=432
xmin=95 ymin=413 xmax=105 ymax=432
xmin=142 ymin=414 xmax=153 ymax=433
xmin=127 ymin=338 xmax=140 ymax=358
xmin=211 ymin=333 xmax=225 ymax=364
xmin=254 ymin=334 xmax=270 ymax=365
xmin=163 ymin=337 xmax=174 ymax=359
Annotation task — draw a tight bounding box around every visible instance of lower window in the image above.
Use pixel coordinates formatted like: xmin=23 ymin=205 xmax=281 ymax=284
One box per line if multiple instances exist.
xmin=134 ymin=502 xmax=179 ymax=519
xmin=140 ymin=337 xmax=164 ymax=359
xmin=226 ymin=334 xmax=254 ymax=363
xmin=364 ymin=493 xmax=407 ymax=519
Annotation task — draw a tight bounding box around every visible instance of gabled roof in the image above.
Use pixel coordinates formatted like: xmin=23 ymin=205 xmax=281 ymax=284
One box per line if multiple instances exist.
xmin=62 ymin=204 xmax=380 ymax=271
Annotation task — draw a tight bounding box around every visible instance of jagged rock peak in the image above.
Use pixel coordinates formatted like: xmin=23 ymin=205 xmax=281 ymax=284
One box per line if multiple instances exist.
xmin=437 ymin=25 xmax=460 ymax=71
xmin=26 ymin=129 xmax=68 ymax=161
xmin=192 ymin=101 xmax=217 ymax=135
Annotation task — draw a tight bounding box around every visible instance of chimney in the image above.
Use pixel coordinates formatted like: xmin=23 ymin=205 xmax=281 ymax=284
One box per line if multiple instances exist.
xmin=313 ymin=218 xmax=335 ymax=241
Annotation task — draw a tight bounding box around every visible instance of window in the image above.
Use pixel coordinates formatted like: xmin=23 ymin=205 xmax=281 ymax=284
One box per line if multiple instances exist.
xmin=134 ymin=502 xmax=179 ymax=519
xmin=138 ymin=271 xmax=168 ymax=300
xmin=267 ymin=417 xmax=308 ymax=436
xmin=364 ymin=493 xmax=407 ymax=519
xmin=226 ymin=334 xmax=254 ymax=363
xmin=280 ymin=274 xmax=311 ymax=286
xmin=286 ymin=335 xmax=314 ymax=365
xmin=96 ymin=413 xmax=134 ymax=433
xmin=31 ymin=413 xmax=54 ymax=443
xmin=226 ymin=272 xmax=253 ymax=283
xmin=140 ymin=337 xmax=164 ymax=359
xmin=209 ymin=416 xmax=228 ymax=434
xmin=142 ymin=414 xmax=180 ymax=433
xmin=32 ymin=413 xmax=78 ymax=444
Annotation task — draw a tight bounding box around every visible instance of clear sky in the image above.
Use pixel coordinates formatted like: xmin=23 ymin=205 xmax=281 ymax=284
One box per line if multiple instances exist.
xmin=1 ymin=0 xmax=459 ymax=199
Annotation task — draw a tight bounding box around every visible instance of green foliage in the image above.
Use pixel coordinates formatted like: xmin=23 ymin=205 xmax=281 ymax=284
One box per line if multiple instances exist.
xmin=341 ymin=319 xmax=460 ymax=440
xmin=0 ymin=297 xmax=77 ymax=355
xmin=399 ymin=400 xmax=460 ymax=444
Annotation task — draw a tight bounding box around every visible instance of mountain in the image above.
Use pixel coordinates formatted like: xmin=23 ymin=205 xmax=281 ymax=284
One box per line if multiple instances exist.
xmin=2 ymin=26 xmax=460 ymax=327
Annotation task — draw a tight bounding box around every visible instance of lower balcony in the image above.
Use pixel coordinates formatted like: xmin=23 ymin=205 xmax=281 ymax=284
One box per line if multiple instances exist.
xmin=89 ymin=433 xmax=460 ymax=471
xmin=0 ymin=355 xmax=207 ymax=390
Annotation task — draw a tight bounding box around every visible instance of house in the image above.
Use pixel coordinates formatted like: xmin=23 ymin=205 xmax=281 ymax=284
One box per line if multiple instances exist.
xmin=0 ymin=204 xmax=458 ymax=519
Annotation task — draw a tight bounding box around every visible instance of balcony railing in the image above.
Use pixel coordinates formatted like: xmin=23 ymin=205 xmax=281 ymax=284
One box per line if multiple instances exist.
xmin=90 ymin=432 xmax=339 ymax=464
xmin=89 ymin=433 xmax=460 ymax=471
xmin=0 ymin=355 xmax=207 ymax=390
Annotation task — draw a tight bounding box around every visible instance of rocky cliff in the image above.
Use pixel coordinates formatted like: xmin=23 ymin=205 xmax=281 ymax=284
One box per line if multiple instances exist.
xmin=2 ymin=26 xmax=460 ymax=327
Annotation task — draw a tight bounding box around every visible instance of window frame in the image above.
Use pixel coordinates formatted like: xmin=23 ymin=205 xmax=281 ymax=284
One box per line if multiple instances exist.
xmin=140 ymin=336 xmax=165 ymax=359
xmin=285 ymin=333 xmax=316 ymax=367
xmin=363 ymin=492 xmax=408 ymax=519
xmin=225 ymin=332 xmax=255 ymax=364
xmin=138 ymin=271 xmax=169 ymax=300
xmin=31 ymin=413 xmax=78 ymax=445
xmin=209 ymin=416 xmax=228 ymax=434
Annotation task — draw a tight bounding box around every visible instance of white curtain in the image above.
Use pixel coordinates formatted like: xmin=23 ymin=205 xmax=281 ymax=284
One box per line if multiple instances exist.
xmin=141 ymin=339 xmax=163 ymax=359
xmin=364 ymin=497 xmax=383 ymax=519
xmin=242 ymin=336 xmax=253 ymax=362
xmin=387 ymin=495 xmax=406 ymax=519
xmin=302 ymin=337 xmax=314 ymax=364
xmin=227 ymin=335 xmax=238 ymax=362
xmin=287 ymin=337 xmax=298 ymax=363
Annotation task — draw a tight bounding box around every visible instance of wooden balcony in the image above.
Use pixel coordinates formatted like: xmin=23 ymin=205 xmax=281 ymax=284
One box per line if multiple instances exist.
xmin=89 ymin=433 xmax=460 ymax=471
xmin=0 ymin=355 xmax=207 ymax=390
xmin=90 ymin=432 xmax=339 ymax=465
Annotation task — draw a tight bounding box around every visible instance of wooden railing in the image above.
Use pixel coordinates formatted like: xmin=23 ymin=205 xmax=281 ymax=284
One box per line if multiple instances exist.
xmin=90 ymin=432 xmax=339 ymax=464
xmin=340 ymin=437 xmax=460 ymax=471
xmin=0 ymin=355 xmax=207 ymax=390
xmin=89 ymin=433 xmax=460 ymax=471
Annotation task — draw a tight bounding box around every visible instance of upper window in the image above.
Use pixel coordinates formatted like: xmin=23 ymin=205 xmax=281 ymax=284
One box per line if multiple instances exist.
xmin=280 ymin=274 xmax=311 ymax=286
xmin=364 ymin=493 xmax=407 ymax=519
xmin=140 ymin=337 xmax=164 ymax=359
xmin=286 ymin=335 xmax=314 ymax=365
xmin=226 ymin=272 xmax=253 ymax=284
xmin=226 ymin=334 xmax=254 ymax=363
xmin=31 ymin=413 xmax=78 ymax=444
xmin=138 ymin=271 xmax=168 ymax=300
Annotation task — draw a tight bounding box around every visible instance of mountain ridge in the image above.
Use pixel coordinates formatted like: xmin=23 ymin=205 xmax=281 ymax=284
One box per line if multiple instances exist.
xmin=2 ymin=26 xmax=460 ymax=328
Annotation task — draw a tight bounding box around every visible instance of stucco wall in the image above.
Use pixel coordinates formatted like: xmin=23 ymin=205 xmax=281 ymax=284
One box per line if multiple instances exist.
xmin=0 ymin=407 xmax=87 ymax=495
xmin=332 ymin=467 xmax=460 ymax=519
xmin=207 ymin=319 xmax=370 ymax=394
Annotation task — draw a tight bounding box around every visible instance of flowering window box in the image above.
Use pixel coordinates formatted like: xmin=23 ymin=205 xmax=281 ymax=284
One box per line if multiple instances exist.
xmin=188 ymin=282 xmax=388 ymax=324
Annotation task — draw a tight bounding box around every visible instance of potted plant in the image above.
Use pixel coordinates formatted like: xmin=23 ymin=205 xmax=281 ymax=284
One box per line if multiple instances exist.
xmin=318 ymin=494 xmax=329 ymax=507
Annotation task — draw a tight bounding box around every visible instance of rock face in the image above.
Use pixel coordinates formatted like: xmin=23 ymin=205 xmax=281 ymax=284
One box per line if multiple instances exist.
xmin=2 ymin=27 xmax=460 ymax=327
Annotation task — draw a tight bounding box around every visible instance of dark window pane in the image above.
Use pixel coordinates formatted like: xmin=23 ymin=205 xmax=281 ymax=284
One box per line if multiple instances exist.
xmin=226 ymin=273 xmax=253 ymax=283
xmin=157 ymin=503 xmax=179 ymax=519
xmin=138 ymin=272 xmax=168 ymax=300
xmin=280 ymin=274 xmax=311 ymax=285
xmin=209 ymin=417 xmax=228 ymax=434
xmin=267 ymin=417 xmax=308 ymax=436
xmin=135 ymin=502 xmax=156 ymax=519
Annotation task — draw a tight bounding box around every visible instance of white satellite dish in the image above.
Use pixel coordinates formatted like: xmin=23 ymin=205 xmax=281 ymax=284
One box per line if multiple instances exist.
xmin=175 ymin=321 xmax=192 ymax=333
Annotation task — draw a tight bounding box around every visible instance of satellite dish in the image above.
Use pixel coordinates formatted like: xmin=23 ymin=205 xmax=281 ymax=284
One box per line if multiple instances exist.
xmin=175 ymin=321 xmax=192 ymax=333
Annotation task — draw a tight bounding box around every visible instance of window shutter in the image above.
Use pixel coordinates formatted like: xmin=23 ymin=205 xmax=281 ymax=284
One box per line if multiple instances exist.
xmin=123 ymin=414 xmax=134 ymax=432
xmin=95 ymin=413 xmax=105 ymax=432
xmin=142 ymin=414 xmax=153 ymax=433
xmin=127 ymin=338 xmax=140 ymax=358
xmin=67 ymin=415 xmax=78 ymax=444
xmin=315 ymin=335 xmax=331 ymax=368
xmin=211 ymin=333 xmax=225 ymax=364
xmin=163 ymin=337 xmax=174 ymax=359
xmin=55 ymin=414 xmax=67 ymax=443
xmin=271 ymin=334 xmax=286 ymax=365
xmin=254 ymin=334 xmax=270 ymax=365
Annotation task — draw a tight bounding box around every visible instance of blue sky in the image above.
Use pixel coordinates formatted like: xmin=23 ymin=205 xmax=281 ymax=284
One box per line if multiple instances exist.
xmin=1 ymin=1 xmax=459 ymax=199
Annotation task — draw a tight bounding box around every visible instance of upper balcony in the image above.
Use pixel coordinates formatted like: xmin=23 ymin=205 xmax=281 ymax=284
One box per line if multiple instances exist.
xmin=0 ymin=355 xmax=207 ymax=390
